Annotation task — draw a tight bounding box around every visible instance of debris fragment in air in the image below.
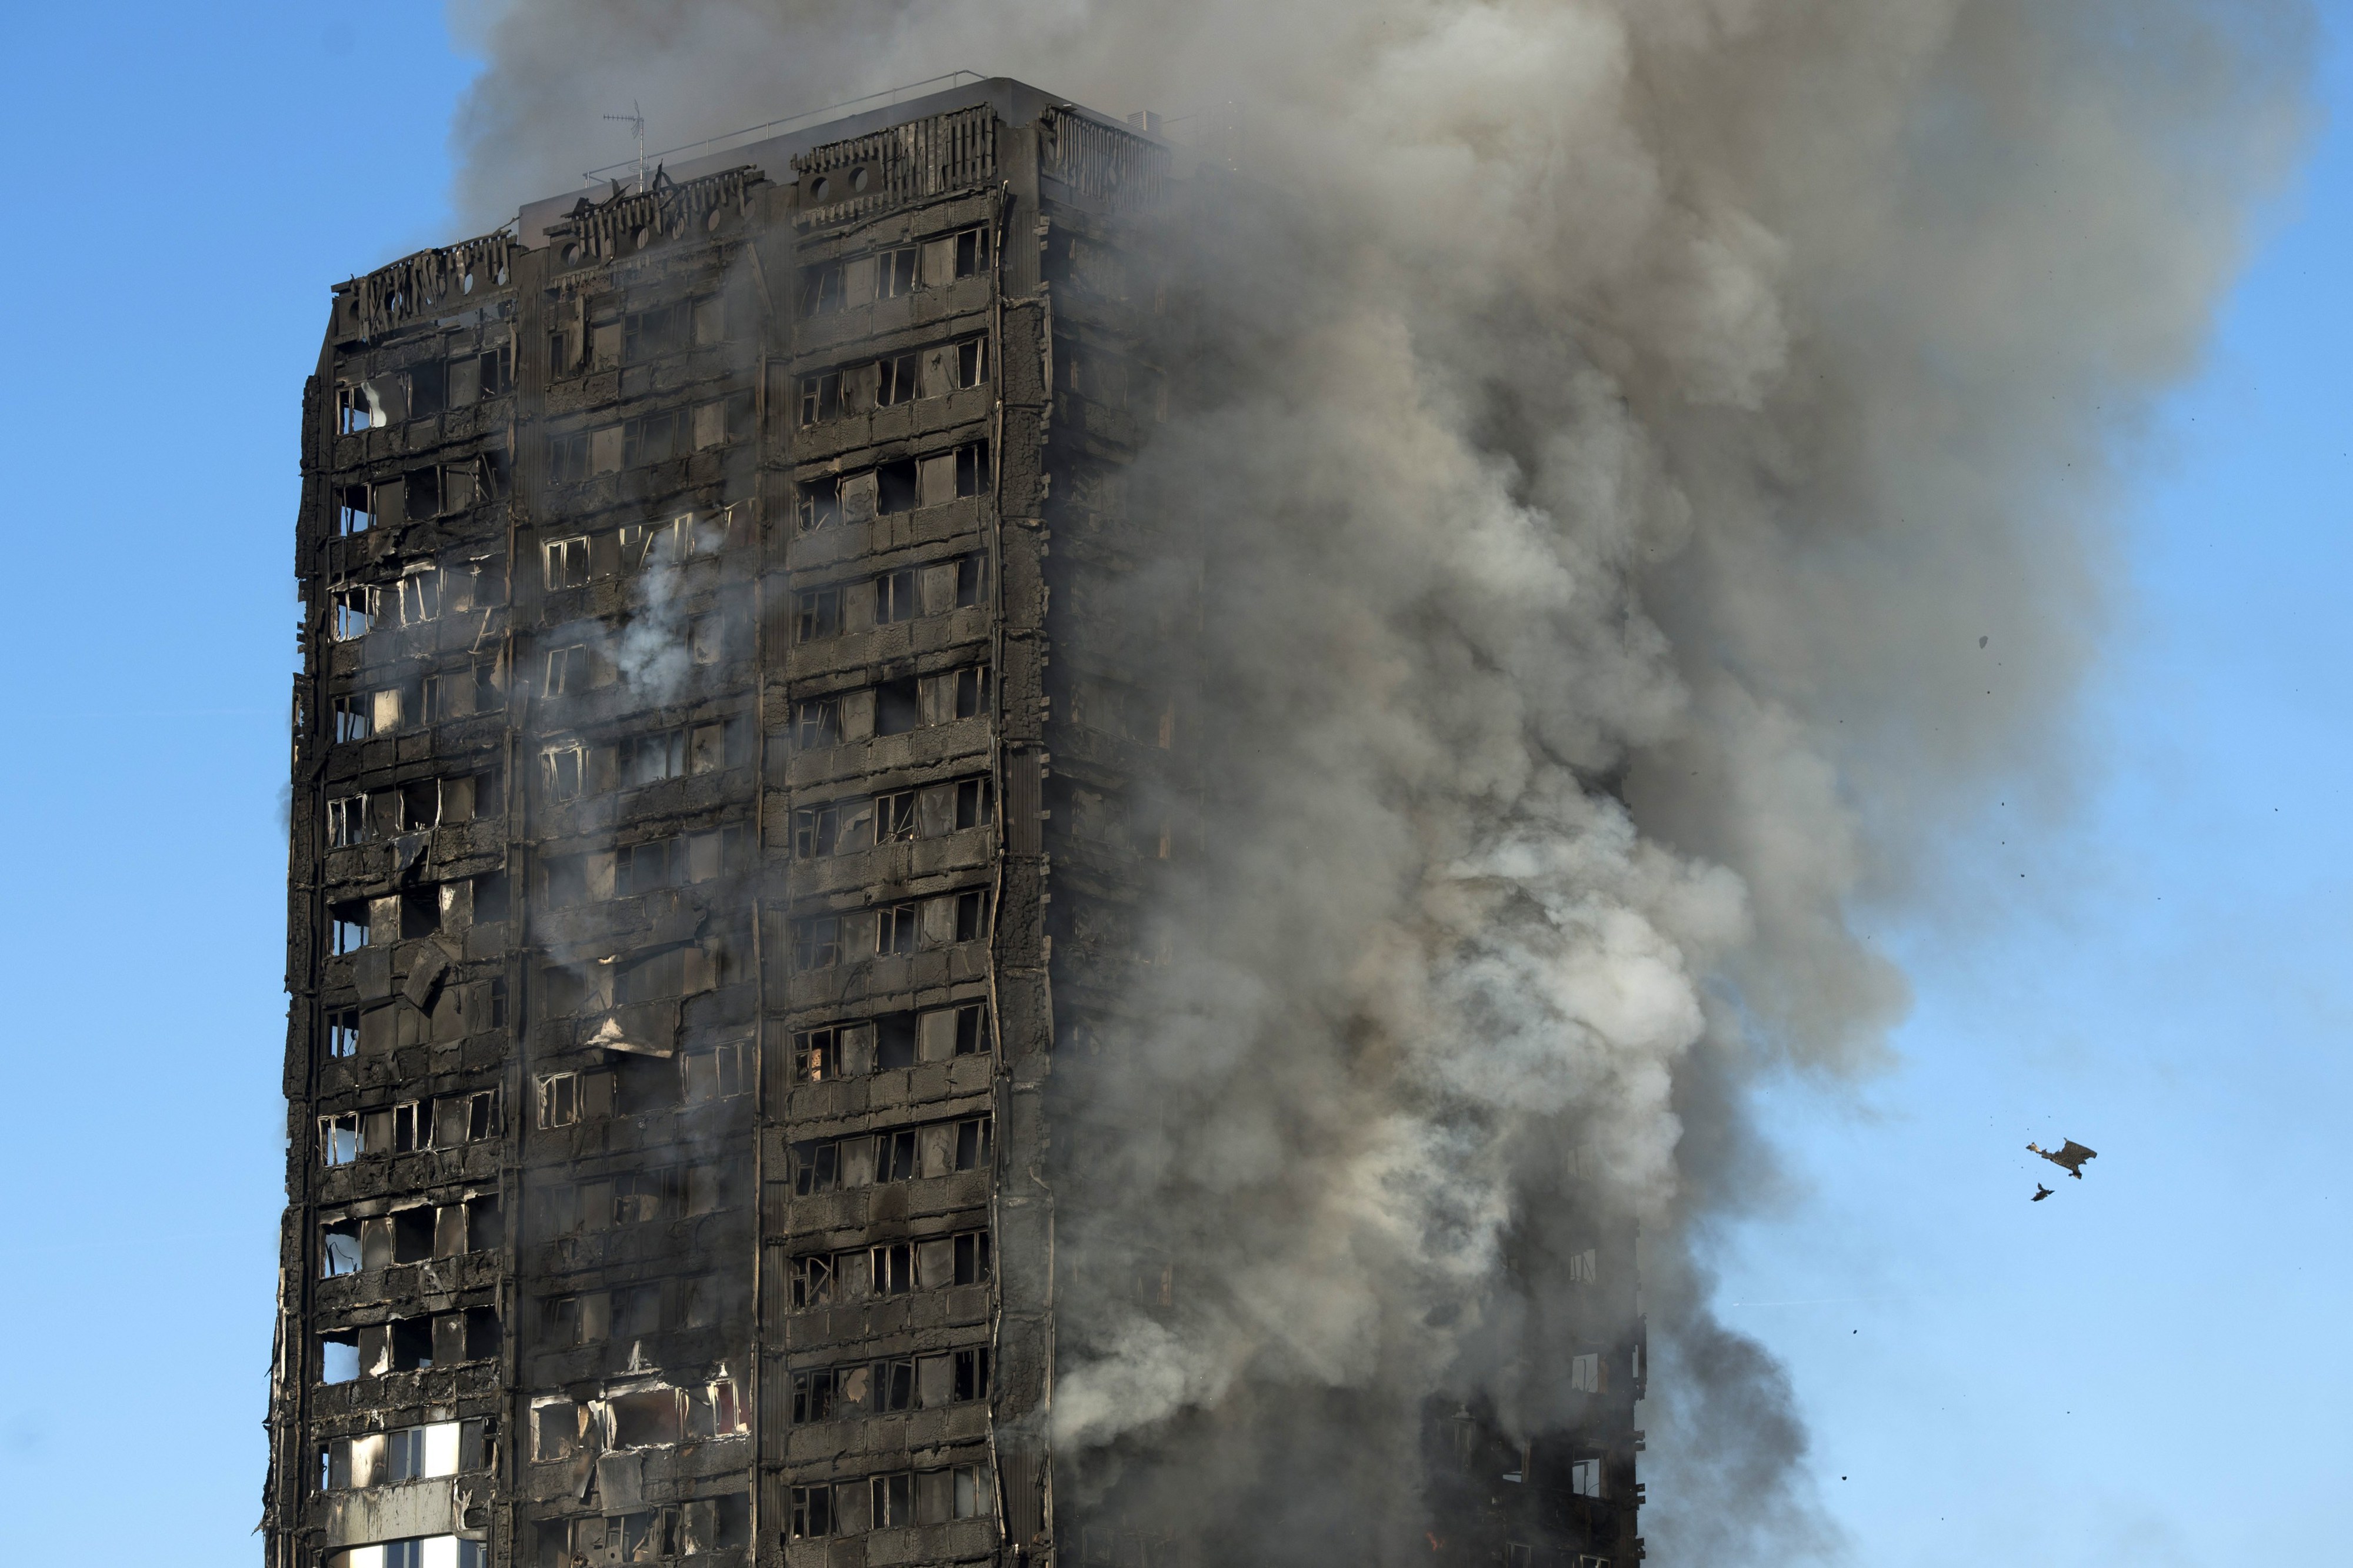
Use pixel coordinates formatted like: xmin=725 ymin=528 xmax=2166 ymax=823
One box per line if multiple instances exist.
xmin=2028 ymin=1139 xmax=2097 ymax=1179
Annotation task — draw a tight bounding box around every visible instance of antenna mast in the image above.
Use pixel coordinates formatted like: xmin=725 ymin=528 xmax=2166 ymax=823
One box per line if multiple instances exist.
xmin=603 ymin=101 xmax=647 ymax=192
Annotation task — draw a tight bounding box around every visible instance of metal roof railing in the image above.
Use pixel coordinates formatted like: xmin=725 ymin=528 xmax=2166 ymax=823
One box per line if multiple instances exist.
xmin=581 ymin=70 xmax=990 ymax=184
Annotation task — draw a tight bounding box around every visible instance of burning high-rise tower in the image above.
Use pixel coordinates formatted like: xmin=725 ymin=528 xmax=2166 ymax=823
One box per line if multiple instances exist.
xmin=269 ymin=75 xmax=1643 ymax=1568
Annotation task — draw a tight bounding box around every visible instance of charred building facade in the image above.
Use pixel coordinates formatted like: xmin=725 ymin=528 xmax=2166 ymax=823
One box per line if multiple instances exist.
xmin=268 ymin=76 xmax=1641 ymax=1568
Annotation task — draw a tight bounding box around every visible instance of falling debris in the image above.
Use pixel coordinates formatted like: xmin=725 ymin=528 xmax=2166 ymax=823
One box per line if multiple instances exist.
xmin=2028 ymin=1139 xmax=2098 ymax=1179
xmin=2032 ymin=1183 xmax=2053 ymax=1202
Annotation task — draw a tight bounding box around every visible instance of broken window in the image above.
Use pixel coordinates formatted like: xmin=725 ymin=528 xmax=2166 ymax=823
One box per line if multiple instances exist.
xmin=330 ymin=902 xmax=369 ymax=955
xmin=789 ymin=1484 xmax=834 ymax=1539
xmin=540 ymin=742 xmax=586 ymax=801
xmin=876 ymin=459 xmax=919 ymax=514
xmin=915 ymin=1000 xmax=990 ymax=1061
xmin=794 ymin=699 xmax=842 ymax=750
xmin=1569 ymin=1248 xmax=1598 ymax=1283
xmin=953 ymin=440 xmax=990 ymax=498
xmin=320 ymin=1112 xmax=360 ymax=1166
xmin=875 ymin=903 xmax=918 ymax=955
xmin=619 ymin=729 xmax=687 ymax=787
xmin=624 ymin=302 xmax=688 ymax=361
xmin=472 ymin=869 xmax=509 ymax=924
xmin=319 ymin=1331 xmax=359 ymax=1385
xmin=331 ymin=695 xmax=372 ymax=743
xmin=391 ymin=1099 xmax=429 ymax=1153
xmin=1570 ymin=1353 xmax=1605 ymax=1394
xmin=389 ymin=1315 xmax=435 ymax=1372
xmin=335 ymin=382 xmax=379 ymax=434
xmin=792 ymin=805 xmax=838 ymax=859
xmin=624 ymin=408 xmax=688 ymax=466
xmin=331 ymin=585 xmax=375 ymax=641
xmin=795 ymin=479 xmax=842 ymax=533
xmin=875 ymin=1012 xmax=918 ymax=1070
xmin=952 ymin=1346 xmax=992 ymax=1402
xmin=1571 ymin=1459 xmax=1605 ymax=1497
xmin=954 ymin=889 xmax=991 ymax=943
xmin=614 ymin=1509 xmax=676 ymax=1562
xmin=952 ymin=335 xmax=989 ymax=389
xmin=953 ymin=1229 xmax=992 ymax=1285
xmin=948 ymin=665 xmax=991 ymax=720
xmin=681 ymin=1040 xmax=745 ymax=1103
xmin=799 ymin=261 xmax=846 ymax=318
xmin=614 ymin=1169 xmax=675 ymax=1225
xmin=336 ymin=485 xmax=375 ymax=535
xmin=788 ymin=1251 xmax=836 ymax=1309
xmin=620 ymin=514 xmax=686 ymax=571
xmin=956 ymin=552 xmax=989 ymax=608
xmin=542 ymin=535 xmax=591 ymax=590
xmin=794 ymin=1024 xmax=851 ymax=1081
xmin=695 ymin=823 xmax=741 ymax=883
xmin=532 ymin=1397 xmax=584 ymax=1462
xmin=446 ymin=344 xmax=511 ymax=408
xmin=396 ymin=778 xmax=439 ymax=832
xmin=873 ymin=569 xmax=919 ymax=625
xmin=473 ymin=655 xmax=504 ymax=715
xmin=321 ymin=1219 xmax=362 ymax=1277
xmin=875 ymin=352 xmax=918 ymax=407
xmin=419 ymin=675 xmax=446 ymax=725
xmin=326 ymin=1008 xmax=359 ymax=1059
xmin=871 ymin=1242 xmax=915 ymax=1296
xmin=397 ymin=886 xmax=439 ymax=939
xmin=798 ymin=371 xmax=841 ymax=426
xmin=792 ymin=1368 xmax=840 ymax=1423
xmin=874 ymin=1129 xmax=917 ymax=1182
xmin=873 ymin=676 xmax=921 ymax=736
xmin=396 ymin=569 xmax=441 ymax=625
xmin=327 ymin=795 xmax=366 ymax=848
xmin=871 ymin=1470 xmax=914 ymax=1528
xmin=542 ymin=644 xmax=590 ymax=698
xmin=591 ymin=316 xmax=623 ymax=367
xmin=789 ymin=1137 xmax=843 ymax=1196
xmin=954 ymin=777 xmax=992 ymax=830
xmin=369 ymin=686 xmax=405 ymax=736
xmin=874 ymin=789 xmax=918 ymax=843
xmin=531 ymin=1303 xmax=595 ymax=1359
xmin=688 ymin=610 xmax=733 ymax=666
xmin=616 ymin=836 xmax=675 ymax=893
xmin=951 ymin=224 xmax=990 ymax=278
xmin=877 ymin=245 xmax=918 ymax=298
xmin=537 ymin=1072 xmax=580 ymax=1129
xmin=547 ymin=431 xmax=588 ymax=481
xmin=953 ymin=1115 xmax=993 ymax=1171
xmin=794 ymin=585 xmax=840 ymax=643
xmin=434 ymin=1089 xmax=498 ymax=1146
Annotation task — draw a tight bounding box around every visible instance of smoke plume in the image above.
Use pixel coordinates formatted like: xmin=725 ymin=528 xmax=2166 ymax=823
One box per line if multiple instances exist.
xmin=448 ymin=1 xmax=2309 ymax=1560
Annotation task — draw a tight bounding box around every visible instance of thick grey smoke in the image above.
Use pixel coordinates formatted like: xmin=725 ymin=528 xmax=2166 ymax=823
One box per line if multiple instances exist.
xmin=447 ymin=1 xmax=2309 ymax=1559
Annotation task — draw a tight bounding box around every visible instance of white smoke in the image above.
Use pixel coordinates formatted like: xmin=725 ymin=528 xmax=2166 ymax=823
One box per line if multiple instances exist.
xmin=446 ymin=1 xmax=2311 ymax=1559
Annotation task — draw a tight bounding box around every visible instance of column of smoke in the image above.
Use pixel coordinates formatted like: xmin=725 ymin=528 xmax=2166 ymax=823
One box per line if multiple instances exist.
xmin=451 ymin=2 xmax=2308 ymax=1560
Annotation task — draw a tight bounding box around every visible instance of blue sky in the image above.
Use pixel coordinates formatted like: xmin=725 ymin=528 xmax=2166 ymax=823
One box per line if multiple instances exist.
xmin=0 ymin=5 xmax=2344 ymax=1562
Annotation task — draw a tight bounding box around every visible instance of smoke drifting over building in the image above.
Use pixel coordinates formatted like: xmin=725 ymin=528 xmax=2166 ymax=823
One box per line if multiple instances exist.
xmin=270 ymin=6 xmax=2308 ymax=1567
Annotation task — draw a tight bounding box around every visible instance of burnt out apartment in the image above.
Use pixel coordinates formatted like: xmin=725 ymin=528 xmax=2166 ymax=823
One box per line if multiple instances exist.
xmin=268 ymin=76 xmax=1641 ymax=1568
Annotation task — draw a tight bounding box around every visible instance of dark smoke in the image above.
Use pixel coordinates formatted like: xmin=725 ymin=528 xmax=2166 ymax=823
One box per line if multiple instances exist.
xmin=445 ymin=1 xmax=2311 ymax=1560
